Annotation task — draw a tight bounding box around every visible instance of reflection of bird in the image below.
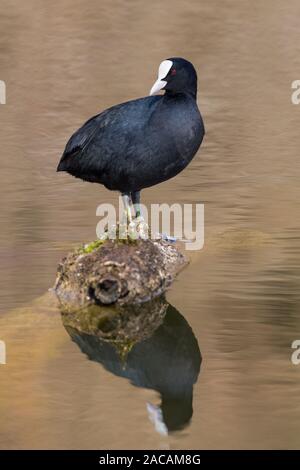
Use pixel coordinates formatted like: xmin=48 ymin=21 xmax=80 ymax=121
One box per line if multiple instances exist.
xmin=57 ymin=58 xmax=205 ymax=224
xmin=64 ymin=303 xmax=201 ymax=433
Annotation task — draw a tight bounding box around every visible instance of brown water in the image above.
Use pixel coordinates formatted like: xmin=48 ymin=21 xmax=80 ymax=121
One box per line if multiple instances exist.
xmin=1 ymin=0 xmax=300 ymax=449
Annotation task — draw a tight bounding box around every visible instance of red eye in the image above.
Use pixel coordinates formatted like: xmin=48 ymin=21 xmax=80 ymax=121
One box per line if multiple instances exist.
xmin=171 ymin=68 xmax=176 ymax=76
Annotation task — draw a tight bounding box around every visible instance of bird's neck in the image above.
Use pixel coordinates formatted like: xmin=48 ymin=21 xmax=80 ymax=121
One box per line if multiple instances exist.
xmin=165 ymin=89 xmax=197 ymax=100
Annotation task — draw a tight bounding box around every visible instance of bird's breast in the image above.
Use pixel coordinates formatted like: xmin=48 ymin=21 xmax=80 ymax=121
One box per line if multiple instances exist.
xmin=150 ymin=97 xmax=203 ymax=161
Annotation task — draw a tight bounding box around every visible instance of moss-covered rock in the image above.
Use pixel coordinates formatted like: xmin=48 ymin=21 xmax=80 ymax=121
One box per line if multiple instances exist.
xmin=54 ymin=238 xmax=187 ymax=310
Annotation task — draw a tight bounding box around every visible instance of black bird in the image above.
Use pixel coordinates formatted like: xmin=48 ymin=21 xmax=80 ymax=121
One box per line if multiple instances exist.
xmin=57 ymin=57 xmax=205 ymax=222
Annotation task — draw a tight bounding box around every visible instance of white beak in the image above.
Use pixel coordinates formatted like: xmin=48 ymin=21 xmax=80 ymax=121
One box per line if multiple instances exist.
xmin=149 ymin=59 xmax=173 ymax=96
xmin=149 ymin=79 xmax=167 ymax=96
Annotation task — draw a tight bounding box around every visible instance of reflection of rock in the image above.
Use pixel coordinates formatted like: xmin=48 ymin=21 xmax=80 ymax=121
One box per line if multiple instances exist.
xmin=62 ymin=299 xmax=201 ymax=433
xmin=55 ymin=239 xmax=188 ymax=310
xmin=61 ymin=297 xmax=168 ymax=358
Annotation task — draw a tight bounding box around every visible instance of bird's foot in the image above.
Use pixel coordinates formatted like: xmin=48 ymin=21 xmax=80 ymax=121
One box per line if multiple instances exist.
xmin=98 ymin=224 xmax=118 ymax=241
xmin=99 ymin=222 xmax=177 ymax=243
xmin=152 ymin=232 xmax=178 ymax=243
xmin=128 ymin=216 xmax=149 ymax=240
xmin=98 ymin=220 xmax=149 ymax=241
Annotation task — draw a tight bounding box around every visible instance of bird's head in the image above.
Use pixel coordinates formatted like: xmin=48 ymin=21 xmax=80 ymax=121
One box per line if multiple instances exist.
xmin=149 ymin=57 xmax=197 ymax=98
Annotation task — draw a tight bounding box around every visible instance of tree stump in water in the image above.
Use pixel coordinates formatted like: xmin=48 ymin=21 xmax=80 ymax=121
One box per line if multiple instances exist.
xmin=54 ymin=238 xmax=188 ymax=311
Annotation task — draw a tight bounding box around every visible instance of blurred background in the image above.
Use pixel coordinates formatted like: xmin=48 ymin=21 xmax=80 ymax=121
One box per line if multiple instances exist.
xmin=1 ymin=0 xmax=300 ymax=449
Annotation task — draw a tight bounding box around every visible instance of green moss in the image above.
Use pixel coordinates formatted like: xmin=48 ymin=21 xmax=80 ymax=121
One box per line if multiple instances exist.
xmin=77 ymin=231 xmax=140 ymax=256
xmin=79 ymin=239 xmax=106 ymax=254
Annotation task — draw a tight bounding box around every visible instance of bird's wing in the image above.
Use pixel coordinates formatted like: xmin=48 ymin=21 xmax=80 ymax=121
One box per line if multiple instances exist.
xmin=57 ymin=96 xmax=161 ymax=176
xmin=59 ymin=111 xmax=108 ymax=163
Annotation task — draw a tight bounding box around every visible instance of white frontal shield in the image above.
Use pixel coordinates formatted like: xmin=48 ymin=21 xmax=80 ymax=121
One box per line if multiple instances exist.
xmin=149 ymin=60 xmax=173 ymax=96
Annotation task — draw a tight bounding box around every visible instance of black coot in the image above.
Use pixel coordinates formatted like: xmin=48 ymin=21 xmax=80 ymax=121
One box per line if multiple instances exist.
xmin=57 ymin=57 xmax=205 ymax=215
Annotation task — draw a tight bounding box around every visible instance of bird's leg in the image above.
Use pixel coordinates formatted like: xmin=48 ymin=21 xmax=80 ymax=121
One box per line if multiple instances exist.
xmin=122 ymin=193 xmax=133 ymax=223
xmin=131 ymin=191 xmax=142 ymax=219
xmin=129 ymin=191 xmax=148 ymax=239
xmin=119 ymin=193 xmax=133 ymax=239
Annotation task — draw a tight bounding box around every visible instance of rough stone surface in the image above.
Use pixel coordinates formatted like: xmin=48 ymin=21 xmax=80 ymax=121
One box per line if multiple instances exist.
xmin=54 ymin=239 xmax=188 ymax=310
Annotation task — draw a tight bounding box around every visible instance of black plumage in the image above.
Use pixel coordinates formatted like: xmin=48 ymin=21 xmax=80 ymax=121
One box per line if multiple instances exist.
xmin=57 ymin=57 xmax=205 ymax=196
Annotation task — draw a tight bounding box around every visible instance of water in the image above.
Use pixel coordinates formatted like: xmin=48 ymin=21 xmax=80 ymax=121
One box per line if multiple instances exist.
xmin=1 ymin=0 xmax=300 ymax=449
